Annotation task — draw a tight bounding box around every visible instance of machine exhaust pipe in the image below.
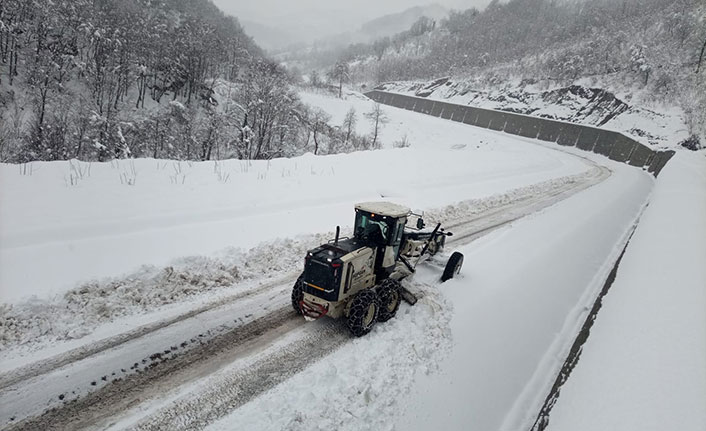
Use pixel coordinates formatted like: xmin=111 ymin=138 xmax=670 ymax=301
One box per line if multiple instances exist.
xmin=334 ymin=226 xmax=340 ymax=245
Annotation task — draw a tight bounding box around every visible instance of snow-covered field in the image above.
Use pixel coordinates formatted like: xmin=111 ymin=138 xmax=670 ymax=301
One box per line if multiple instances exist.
xmin=0 ymin=92 xmax=587 ymax=305
xmin=0 ymin=90 xmax=590 ymax=379
xmin=1 ymin=90 xmax=703 ymax=431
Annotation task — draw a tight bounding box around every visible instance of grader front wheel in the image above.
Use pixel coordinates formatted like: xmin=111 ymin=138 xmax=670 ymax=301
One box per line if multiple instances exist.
xmin=291 ymin=274 xmax=304 ymax=314
xmin=441 ymin=252 xmax=464 ymax=282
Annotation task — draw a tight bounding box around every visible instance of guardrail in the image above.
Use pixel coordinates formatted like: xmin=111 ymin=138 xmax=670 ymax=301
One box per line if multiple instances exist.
xmin=364 ymin=90 xmax=674 ymax=176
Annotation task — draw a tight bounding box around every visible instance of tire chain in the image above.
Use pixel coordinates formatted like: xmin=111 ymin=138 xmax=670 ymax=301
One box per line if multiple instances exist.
xmin=377 ymin=279 xmax=402 ymax=322
xmin=347 ymin=289 xmax=379 ymax=337
xmin=290 ymin=274 xmax=304 ymax=314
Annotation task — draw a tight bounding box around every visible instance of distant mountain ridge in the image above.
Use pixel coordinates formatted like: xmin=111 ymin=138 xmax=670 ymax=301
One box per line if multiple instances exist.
xmin=267 ymin=3 xmax=449 ymax=53
xmin=241 ymin=19 xmax=297 ymax=51
xmin=359 ymin=4 xmax=448 ymax=40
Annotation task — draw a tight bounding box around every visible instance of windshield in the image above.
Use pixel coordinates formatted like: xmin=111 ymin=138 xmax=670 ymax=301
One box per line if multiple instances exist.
xmin=354 ymin=212 xmax=390 ymax=244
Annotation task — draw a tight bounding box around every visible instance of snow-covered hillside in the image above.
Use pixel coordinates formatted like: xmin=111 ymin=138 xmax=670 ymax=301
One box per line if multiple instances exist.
xmin=378 ymin=78 xmax=691 ymax=149
xmin=3 ymin=0 xmax=704 ymax=427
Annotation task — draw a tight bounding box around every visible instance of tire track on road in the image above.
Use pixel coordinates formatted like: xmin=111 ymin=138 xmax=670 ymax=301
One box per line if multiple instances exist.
xmin=7 ymin=307 xmax=299 ymax=431
xmin=0 ymin=274 xmax=299 ymax=392
xmin=131 ymin=321 xmax=348 ymax=431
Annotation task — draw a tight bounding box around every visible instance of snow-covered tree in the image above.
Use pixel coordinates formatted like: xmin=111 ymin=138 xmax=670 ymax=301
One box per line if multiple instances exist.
xmin=327 ymin=60 xmax=350 ymax=99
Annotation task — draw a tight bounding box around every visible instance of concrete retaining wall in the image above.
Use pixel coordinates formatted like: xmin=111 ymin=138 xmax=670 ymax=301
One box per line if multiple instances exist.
xmin=365 ymin=90 xmax=674 ymax=176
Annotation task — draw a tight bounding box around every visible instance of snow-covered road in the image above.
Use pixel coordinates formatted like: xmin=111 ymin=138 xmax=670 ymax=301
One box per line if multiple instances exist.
xmin=198 ymin=153 xmax=651 ymax=431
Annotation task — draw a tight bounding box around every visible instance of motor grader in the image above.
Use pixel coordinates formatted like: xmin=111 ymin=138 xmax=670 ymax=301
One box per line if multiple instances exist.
xmin=291 ymin=202 xmax=464 ymax=336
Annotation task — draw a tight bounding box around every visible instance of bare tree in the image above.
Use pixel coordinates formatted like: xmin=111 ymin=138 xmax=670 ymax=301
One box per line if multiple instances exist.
xmin=341 ymin=107 xmax=357 ymax=148
xmin=364 ymin=103 xmax=388 ymax=149
xmin=309 ymin=108 xmax=331 ymax=155
xmin=697 ymin=37 xmax=706 ymax=74
xmin=372 ymin=37 xmax=390 ymax=61
xmin=309 ymin=70 xmax=322 ymax=87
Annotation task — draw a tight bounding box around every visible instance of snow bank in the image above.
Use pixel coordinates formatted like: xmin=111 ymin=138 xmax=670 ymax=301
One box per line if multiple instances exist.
xmin=0 ymin=234 xmax=328 ymax=352
xmin=545 ymin=151 xmax=706 ymax=431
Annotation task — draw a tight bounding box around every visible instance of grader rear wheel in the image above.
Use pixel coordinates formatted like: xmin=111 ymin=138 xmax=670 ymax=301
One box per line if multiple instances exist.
xmin=347 ymin=289 xmax=379 ymax=337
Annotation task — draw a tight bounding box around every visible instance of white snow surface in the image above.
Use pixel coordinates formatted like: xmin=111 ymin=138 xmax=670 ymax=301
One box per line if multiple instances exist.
xmin=0 ymin=91 xmax=590 ymax=356
xmin=0 ymin=166 xmax=602 ymax=428
xmin=3 ymin=89 xmax=701 ymax=431
xmin=545 ymin=151 xmax=706 ymax=431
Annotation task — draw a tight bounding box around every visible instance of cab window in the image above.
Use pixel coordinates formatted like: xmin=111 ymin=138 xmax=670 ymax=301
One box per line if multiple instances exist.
xmin=355 ymin=212 xmax=390 ymax=244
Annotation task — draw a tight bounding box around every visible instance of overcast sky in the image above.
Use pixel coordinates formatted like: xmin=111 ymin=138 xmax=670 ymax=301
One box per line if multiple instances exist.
xmin=212 ymin=0 xmax=492 ymax=45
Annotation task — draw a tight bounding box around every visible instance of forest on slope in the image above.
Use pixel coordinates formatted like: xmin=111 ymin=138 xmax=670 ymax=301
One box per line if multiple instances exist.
xmin=310 ymin=0 xmax=706 ymax=143
xmin=3 ymin=0 xmax=704 ymax=162
xmin=0 ymin=0 xmax=374 ymax=163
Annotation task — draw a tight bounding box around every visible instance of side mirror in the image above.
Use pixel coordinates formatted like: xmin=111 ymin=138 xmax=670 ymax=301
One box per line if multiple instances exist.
xmin=417 ymin=218 xmax=425 ymax=229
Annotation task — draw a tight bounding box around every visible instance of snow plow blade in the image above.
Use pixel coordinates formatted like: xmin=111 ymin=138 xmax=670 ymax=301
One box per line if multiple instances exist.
xmin=400 ymin=286 xmax=418 ymax=305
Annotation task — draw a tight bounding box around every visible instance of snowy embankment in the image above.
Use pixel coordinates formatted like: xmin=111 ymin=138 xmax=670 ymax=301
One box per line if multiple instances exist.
xmin=545 ymin=151 xmax=706 ymax=431
xmin=378 ymin=79 xmax=690 ymax=148
xmin=205 ymin=149 xmax=653 ymax=431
